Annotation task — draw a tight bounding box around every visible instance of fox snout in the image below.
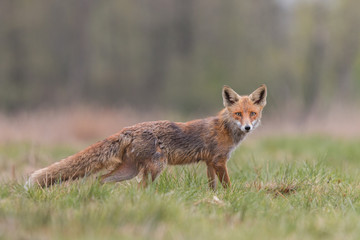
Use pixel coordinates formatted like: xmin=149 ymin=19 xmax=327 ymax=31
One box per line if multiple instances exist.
xmin=243 ymin=125 xmax=252 ymax=132
xmin=239 ymin=121 xmax=258 ymax=133
xmin=235 ymin=120 xmax=256 ymax=132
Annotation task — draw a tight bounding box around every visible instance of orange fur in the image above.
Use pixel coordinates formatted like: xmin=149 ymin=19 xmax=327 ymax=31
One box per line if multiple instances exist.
xmin=26 ymin=85 xmax=267 ymax=190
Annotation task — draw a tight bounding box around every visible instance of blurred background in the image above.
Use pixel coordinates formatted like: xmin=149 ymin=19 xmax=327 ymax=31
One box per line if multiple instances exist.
xmin=0 ymin=0 xmax=360 ymax=143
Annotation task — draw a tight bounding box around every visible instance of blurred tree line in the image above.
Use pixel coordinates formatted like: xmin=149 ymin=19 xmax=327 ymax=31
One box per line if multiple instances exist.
xmin=0 ymin=0 xmax=359 ymax=115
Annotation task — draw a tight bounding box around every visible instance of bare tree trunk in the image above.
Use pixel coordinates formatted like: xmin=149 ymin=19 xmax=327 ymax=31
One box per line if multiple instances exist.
xmin=6 ymin=0 xmax=27 ymax=111
xmin=174 ymin=0 xmax=193 ymax=56
xmin=68 ymin=0 xmax=93 ymax=101
xmin=302 ymin=5 xmax=326 ymax=119
xmin=334 ymin=1 xmax=360 ymax=101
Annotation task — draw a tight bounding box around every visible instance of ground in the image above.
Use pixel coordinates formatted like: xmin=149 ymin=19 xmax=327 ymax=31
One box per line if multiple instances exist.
xmin=1 ymin=136 xmax=360 ymax=239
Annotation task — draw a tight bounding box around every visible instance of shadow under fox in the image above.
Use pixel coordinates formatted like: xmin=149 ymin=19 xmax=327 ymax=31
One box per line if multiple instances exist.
xmin=26 ymin=85 xmax=267 ymax=190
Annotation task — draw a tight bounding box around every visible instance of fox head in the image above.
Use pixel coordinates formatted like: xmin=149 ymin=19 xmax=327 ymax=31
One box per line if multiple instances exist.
xmin=222 ymin=84 xmax=267 ymax=133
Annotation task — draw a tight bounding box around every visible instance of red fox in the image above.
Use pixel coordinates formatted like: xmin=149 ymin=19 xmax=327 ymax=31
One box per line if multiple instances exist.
xmin=26 ymin=85 xmax=267 ymax=190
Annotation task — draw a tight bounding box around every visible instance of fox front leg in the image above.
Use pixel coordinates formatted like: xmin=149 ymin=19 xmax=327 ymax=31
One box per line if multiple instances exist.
xmin=206 ymin=164 xmax=217 ymax=190
xmin=213 ymin=159 xmax=231 ymax=188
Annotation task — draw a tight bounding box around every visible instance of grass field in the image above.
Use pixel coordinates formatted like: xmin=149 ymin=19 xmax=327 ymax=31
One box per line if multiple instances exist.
xmin=1 ymin=136 xmax=360 ymax=240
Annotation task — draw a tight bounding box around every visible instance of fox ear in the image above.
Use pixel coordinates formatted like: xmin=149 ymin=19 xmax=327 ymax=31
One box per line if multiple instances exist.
xmin=222 ymin=86 xmax=240 ymax=107
xmin=249 ymin=84 xmax=267 ymax=107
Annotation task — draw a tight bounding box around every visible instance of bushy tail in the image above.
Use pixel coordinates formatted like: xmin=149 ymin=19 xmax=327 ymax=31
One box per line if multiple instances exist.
xmin=25 ymin=133 xmax=132 ymax=188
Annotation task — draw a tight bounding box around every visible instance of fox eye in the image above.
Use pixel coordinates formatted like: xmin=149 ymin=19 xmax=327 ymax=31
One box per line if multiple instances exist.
xmin=250 ymin=112 xmax=256 ymax=117
xmin=235 ymin=112 xmax=242 ymax=117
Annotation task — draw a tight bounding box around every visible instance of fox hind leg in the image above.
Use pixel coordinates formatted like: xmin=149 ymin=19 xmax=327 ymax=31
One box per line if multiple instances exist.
xmin=101 ymin=138 xmax=167 ymax=187
xmin=139 ymin=147 xmax=167 ymax=188
xmin=100 ymin=162 xmax=139 ymax=183
xmin=139 ymin=163 xmax=164 ymax=188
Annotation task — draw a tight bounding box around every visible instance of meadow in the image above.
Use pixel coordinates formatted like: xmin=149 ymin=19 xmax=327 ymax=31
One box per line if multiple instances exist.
xmin=1 ymin=136 xmax=360 ymax=240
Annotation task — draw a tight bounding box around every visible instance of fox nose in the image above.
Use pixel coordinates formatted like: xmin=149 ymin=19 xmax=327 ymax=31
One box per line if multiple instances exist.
xmin=244 ymin=125 xmax=251 ymax=131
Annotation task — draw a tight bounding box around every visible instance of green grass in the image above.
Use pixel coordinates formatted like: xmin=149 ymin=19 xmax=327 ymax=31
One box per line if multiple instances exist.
xmin=1 ymin=136 xmax=360 ymax=239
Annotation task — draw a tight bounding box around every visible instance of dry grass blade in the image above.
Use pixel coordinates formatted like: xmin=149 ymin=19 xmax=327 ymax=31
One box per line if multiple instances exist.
xmin=246 ymin=181 xmax=298 ymax=197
